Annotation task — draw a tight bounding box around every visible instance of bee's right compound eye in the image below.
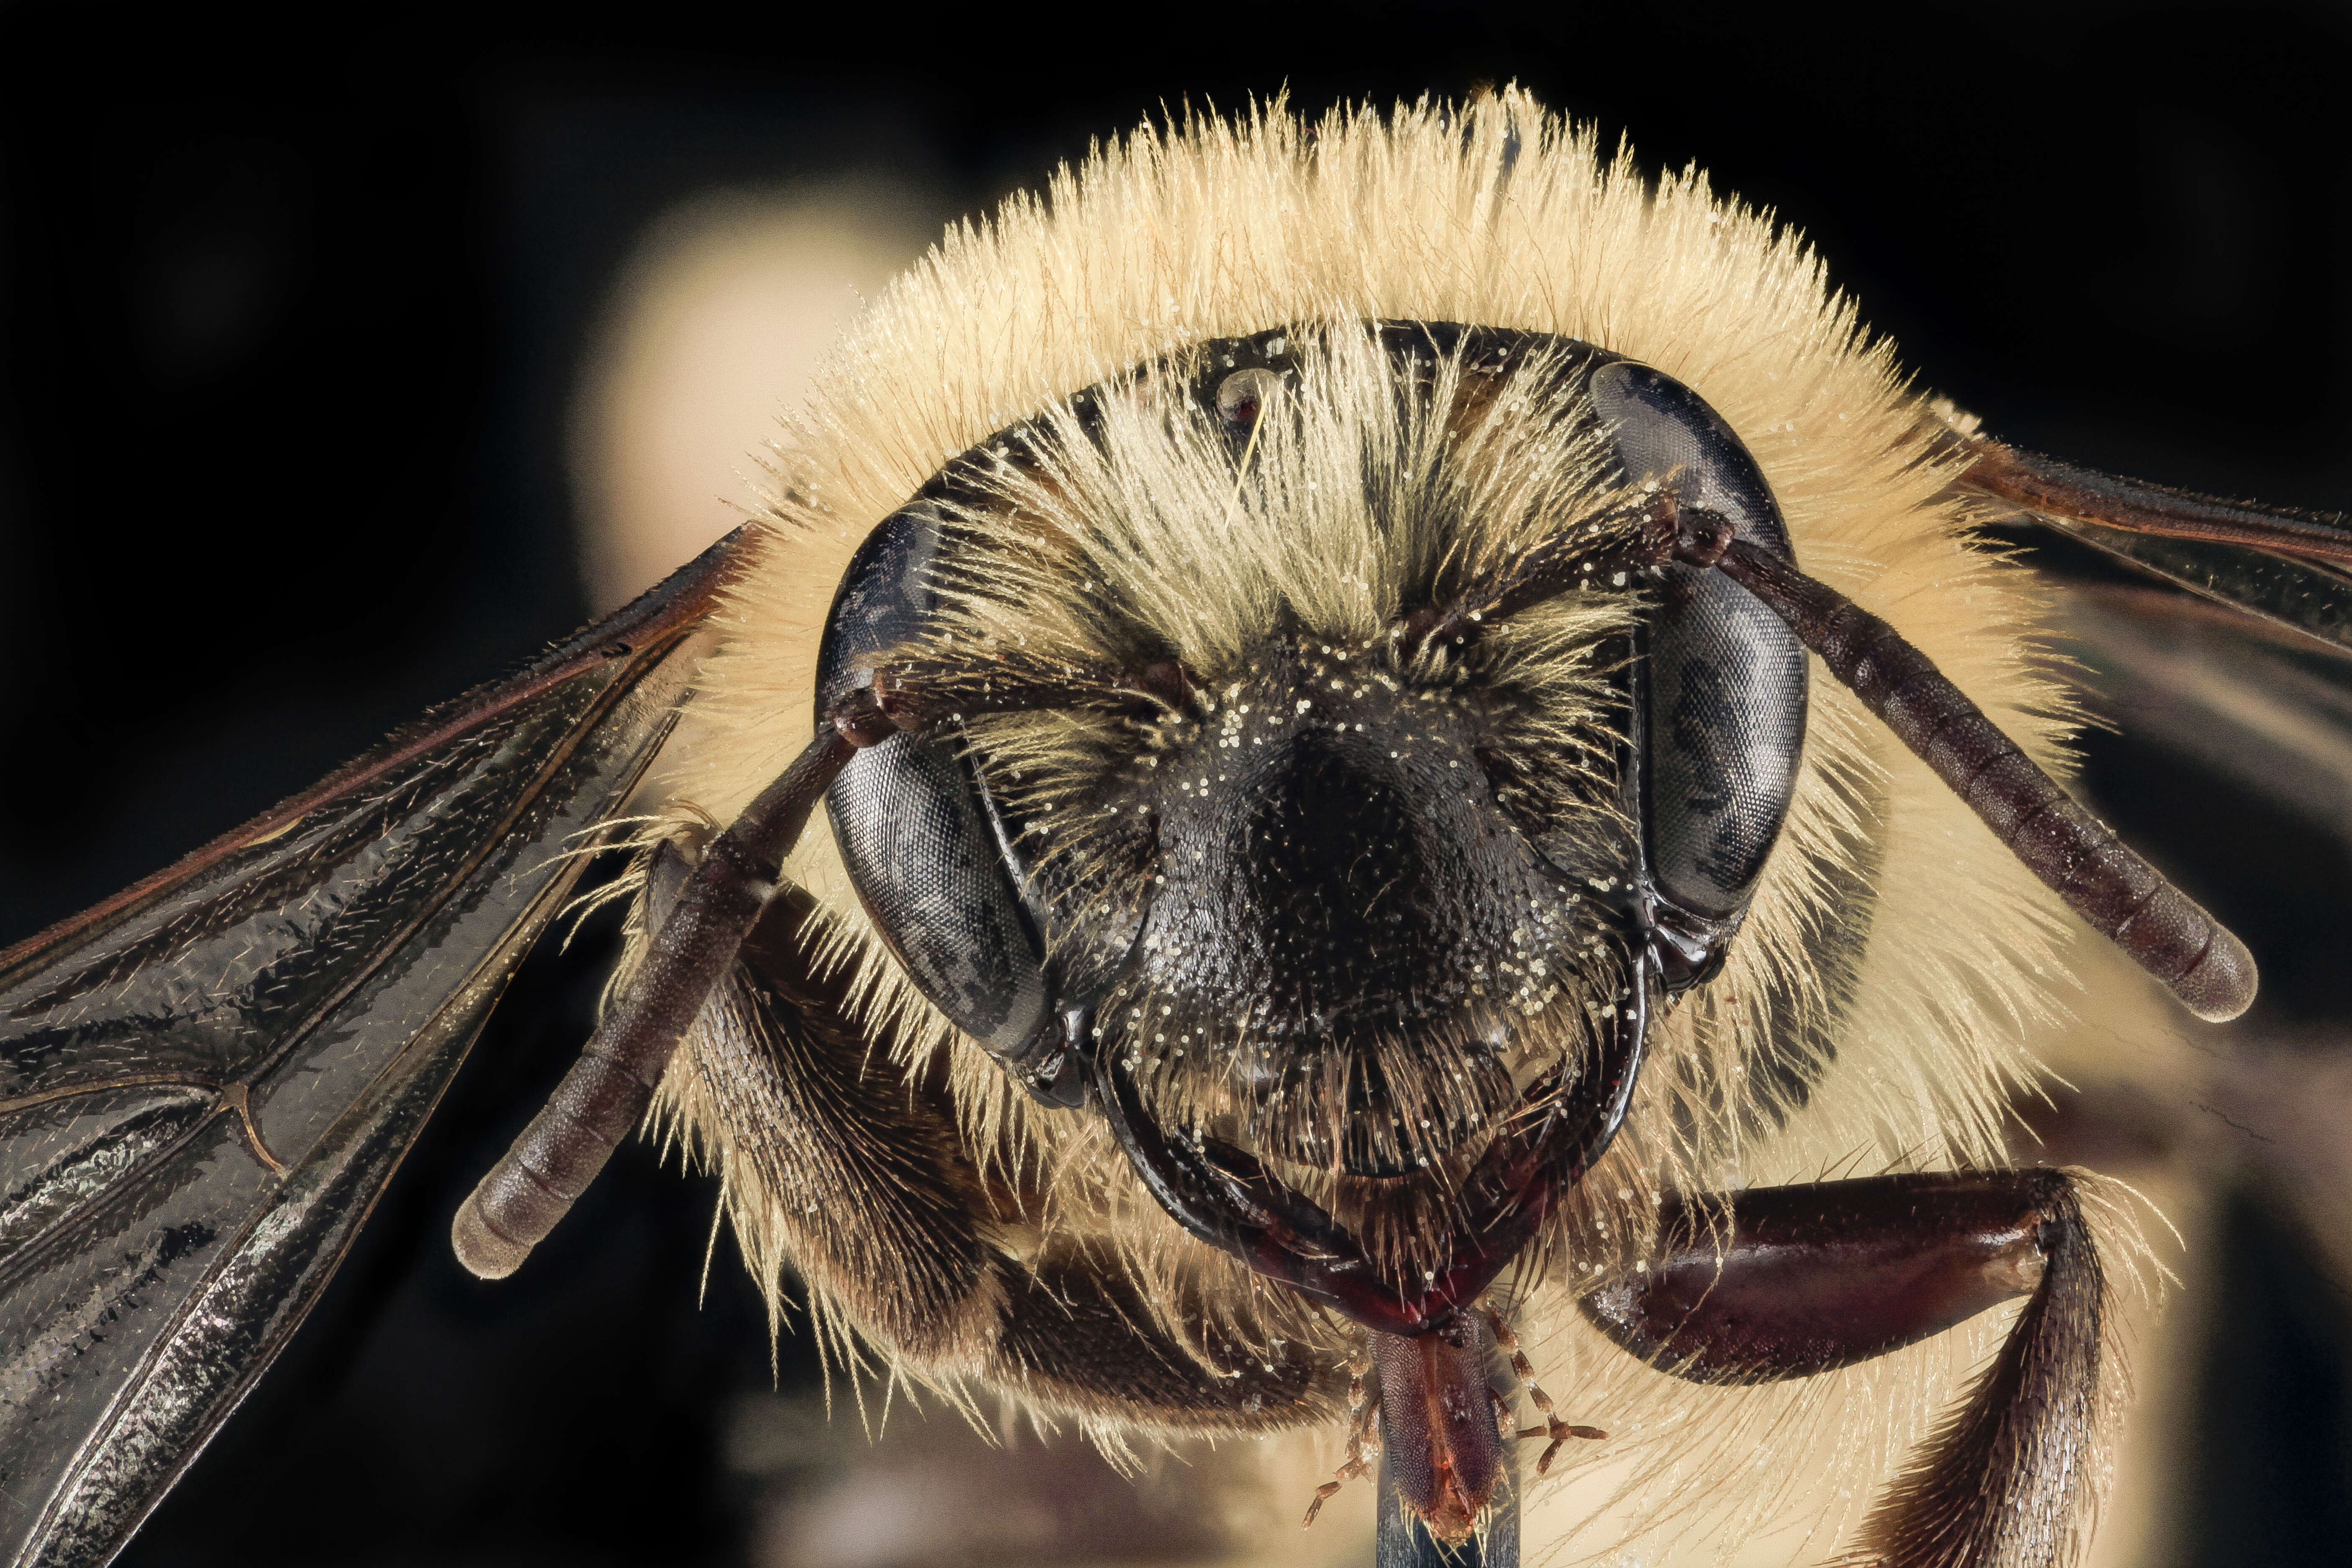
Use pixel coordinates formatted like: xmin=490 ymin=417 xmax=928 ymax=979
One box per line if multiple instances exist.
xmin=816 ymin=501 xmax=1055 ymax=1058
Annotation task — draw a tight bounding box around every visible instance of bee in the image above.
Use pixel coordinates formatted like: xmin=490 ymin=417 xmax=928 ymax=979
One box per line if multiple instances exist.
xmin=2 ymin=89 xmax=2343 ymax=1568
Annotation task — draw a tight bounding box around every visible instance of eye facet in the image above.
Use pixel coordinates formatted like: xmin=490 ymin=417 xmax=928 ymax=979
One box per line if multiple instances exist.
xmin=1591 ymin=361 xmax=1808 ymax=932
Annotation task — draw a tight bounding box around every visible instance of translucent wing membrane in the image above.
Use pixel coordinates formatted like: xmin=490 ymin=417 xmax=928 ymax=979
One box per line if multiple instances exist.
xmin=0 ymin=531 xmax=743 ymax=1568
xmin=2028 ymin=515 xmax=2352 ymax=658
xmin=1944 ymin=421 xmax=2352 ymax=657
xmin=2055 ymin=582 xmax=2352 ymax=848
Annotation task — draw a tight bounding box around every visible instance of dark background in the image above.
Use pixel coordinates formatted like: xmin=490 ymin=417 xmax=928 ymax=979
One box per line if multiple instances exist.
xmin=1 ymin=4 xmax=2348 ymax=1564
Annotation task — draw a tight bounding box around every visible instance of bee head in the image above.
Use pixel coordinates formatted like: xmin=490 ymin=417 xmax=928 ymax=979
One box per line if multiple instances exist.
xmin=846 ymin=323 xmax=1650 ymax=1176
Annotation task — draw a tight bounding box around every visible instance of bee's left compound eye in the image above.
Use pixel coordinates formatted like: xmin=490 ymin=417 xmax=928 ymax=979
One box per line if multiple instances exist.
xmin=815 ymin=501 xmax=1057 ymax=1062
xmin=1592 ymin=361 xmax=1808 ymax=983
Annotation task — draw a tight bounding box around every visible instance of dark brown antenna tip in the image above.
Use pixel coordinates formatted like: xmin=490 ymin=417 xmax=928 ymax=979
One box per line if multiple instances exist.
xmin=2162 ymin=914 xmax=2259 ymax=1023
xmin=452 ymin=1173 xmax=544 ymax=1279
xmin=452 ymin=724 xmax=864 ymax=1279
xmin=1702 ymin=535 xmax=2259 ymax=1024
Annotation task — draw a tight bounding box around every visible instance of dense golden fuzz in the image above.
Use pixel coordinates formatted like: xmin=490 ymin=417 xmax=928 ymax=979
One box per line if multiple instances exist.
xmin=637 ymin=89 xmax=2126 ymax=1558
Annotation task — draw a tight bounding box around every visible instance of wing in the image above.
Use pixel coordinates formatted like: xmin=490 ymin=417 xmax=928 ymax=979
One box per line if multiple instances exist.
xmin=2055 ymin=583 xmax=2352 ymax=846
xmin=1942 ymin=414 xmax=2352 ymax=658
xmin=0 ymin=529 xmax=748 ymax=1568
xmin=1946 ymin=413 xmax=2352 ymax=1010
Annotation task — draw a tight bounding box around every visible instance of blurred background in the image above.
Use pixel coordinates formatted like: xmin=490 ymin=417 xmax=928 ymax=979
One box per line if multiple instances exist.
xmin=0 ymin=3 xmax=2348 ymax=1564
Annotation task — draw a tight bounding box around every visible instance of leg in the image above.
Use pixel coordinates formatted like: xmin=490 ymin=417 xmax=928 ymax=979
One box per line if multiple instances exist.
xmin=449 ymin=667 xmax=1052 ymax=1279
xmin=1580 ymin=1169 xmax=2112 ymax=1568
xmin=986 ymin=1240 xmax=1326 ymax=1430
xmin=680 ymin=845 xmax=1329 ymax=1424
xmin=684 ymin=864 xmax=1006 ymax=1363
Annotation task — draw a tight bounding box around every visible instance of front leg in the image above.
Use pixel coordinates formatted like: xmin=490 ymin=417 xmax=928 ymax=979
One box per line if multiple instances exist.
xmin=1580 ymin=1169 xmax=2112 ymax=1568
xmin=650 ymin=841 xmax=1331 ymax=1428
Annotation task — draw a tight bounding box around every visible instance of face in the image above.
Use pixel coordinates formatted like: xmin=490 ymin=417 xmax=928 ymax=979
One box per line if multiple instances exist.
xmin=829 ymin=329 xmax=1642 ymax=1178
xmin=814 ymin=316 xmax=1840 ymax=1228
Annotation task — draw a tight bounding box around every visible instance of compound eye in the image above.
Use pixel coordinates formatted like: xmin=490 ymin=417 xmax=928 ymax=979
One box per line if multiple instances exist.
xmin=815 ymin=502 xmax=1053 ymax=1054
xmin=1590 ymin=361 xmax=1808 ymax=922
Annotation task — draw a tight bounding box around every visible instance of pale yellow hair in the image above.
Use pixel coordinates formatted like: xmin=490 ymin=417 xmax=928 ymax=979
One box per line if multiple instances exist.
xmin=639 ymin=89 xmax=2133 ymax=1562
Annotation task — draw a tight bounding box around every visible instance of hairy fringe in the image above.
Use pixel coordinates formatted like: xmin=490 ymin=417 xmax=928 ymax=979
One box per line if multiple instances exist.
xmin=1834 ymin=1170 xmax=2132 ymax=1568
